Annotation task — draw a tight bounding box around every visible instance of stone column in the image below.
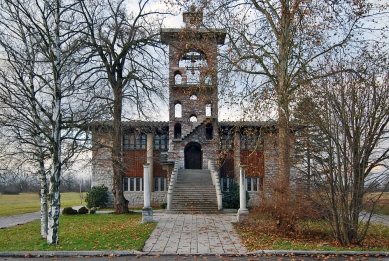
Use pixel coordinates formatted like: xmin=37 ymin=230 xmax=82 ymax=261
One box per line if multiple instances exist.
xmin=142 ymin=163 xmax=153 ymax=223
xmin=146 ymin=133 xmax=154 ymax=192
xmin=234 ymin=132 xmax=241 ymax=182
xmin=237 ymin=165 xmax=249 ymax=222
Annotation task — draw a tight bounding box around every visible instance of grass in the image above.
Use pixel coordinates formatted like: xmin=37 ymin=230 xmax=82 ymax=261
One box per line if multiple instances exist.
xmin=235 ymin=212 xmax=389 ymax=252
xmin=0 ymin=213 xmax=156 ymax=251
xmin=365 ymin=192 xmax=389 ymax=216
xmin=0 ymin=192 xmax=86 ymax=217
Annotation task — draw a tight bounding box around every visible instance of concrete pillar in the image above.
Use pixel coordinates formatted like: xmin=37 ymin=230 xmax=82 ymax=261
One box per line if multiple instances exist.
xmin=237 ymin=165 xmax=249 ymax=222
xmin=142 ymin=163 xmax=153 ymax=223
xmin=146 ymin=133 xmax=154 ymax=192
xmin=234 ymin=132 xmax=241 ymax=181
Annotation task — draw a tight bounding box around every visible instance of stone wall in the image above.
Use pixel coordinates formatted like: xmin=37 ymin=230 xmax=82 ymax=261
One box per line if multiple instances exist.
xmin=124 ymin=191 xmax=167 ymax=208
xmin=91 ymin=132 xmax=115 ymax=206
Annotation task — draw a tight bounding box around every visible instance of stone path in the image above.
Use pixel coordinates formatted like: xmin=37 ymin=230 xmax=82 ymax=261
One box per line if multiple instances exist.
xmin=142 ymin=212 xmax=247 ymax=254
xmin=0 ymin=212 xmax=40 ymax=229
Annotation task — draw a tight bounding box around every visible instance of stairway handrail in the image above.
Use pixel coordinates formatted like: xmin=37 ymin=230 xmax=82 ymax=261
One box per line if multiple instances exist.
xmin=209 ymin=160 xmax=223 ymax=210
xmin=167 ymin=160 xmax=179 ymax=211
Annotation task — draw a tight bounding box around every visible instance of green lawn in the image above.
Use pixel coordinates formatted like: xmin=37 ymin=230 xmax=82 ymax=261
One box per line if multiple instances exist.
xmin=0 ymin=213 xmax=156 ymax=251
xmin=0 ymin=192 xmax=86 ymax=217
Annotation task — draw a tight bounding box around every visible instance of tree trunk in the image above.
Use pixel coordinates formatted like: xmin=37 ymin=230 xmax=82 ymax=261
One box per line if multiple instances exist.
xmin=275 ymin=0 xmax=292 ymax=201
xmin=39 ymin=157 xmax=48 ymax=238
xmin=47 ymin=0 xmax=62 ymax=244
xmin=111 ymin=86 xmax=129 ymax=214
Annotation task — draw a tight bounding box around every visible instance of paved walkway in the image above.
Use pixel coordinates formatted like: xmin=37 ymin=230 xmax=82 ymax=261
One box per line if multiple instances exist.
xmin=0 ymin=212 xmax=40 ymax=229
xmin=142 ymin=212 xmax=247 ymax=254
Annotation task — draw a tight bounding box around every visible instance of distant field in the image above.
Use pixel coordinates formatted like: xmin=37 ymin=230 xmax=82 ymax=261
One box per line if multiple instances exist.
xmin=0 ymin=192 xmax=86 ymax=217
xmin=365 ymin=192 xmax=389 ymax=215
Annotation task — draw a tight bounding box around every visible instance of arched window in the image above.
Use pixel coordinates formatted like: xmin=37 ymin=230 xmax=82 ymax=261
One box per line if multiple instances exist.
xmin=174 ymin=103 xmax=182 ymax=118
xmin=174 ymin=123 xmax=182 ymax=139
xmin=205 ymin=75 xmax=212 ymax=85
xmin=205 ymin=123 xmax=213 ymax=140
xmin=206 ymin=103 xmax=212 ymax=117
xmin=179 ymin=51 xmax=207 ymax=85
xmin=190 ymin=94 xmax=198 ymax=100
xmin=190 ymin=115 xmax=197 ymax=123
xmin=174 ymin=73 xmax=182 ymax=85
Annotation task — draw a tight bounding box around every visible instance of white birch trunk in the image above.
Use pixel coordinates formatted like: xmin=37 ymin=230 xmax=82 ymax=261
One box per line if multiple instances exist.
xmin=39 ymin=158 xmax=48 ymax=238
xmin=47 ymin=0 xmax=62 ymax=244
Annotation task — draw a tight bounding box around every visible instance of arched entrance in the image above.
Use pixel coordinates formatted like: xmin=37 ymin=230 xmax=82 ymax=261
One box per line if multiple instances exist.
xmin=184 ymin=142 xmax=202 ymax=169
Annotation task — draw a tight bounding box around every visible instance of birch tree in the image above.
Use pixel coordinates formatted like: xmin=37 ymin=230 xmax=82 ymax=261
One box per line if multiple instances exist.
xmin=0 ymin=0 xmax=94 ymax=244
xmin=76 ymin=0 xmax=167 ymax=214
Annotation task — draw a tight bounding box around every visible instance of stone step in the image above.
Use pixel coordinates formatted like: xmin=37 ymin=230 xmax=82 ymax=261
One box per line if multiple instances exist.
xmin=170 ymin=169 xmax=218 ymax=214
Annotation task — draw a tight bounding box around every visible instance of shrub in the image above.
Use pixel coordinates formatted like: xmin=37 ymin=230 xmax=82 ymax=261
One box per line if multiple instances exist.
xmin=222 ymin=183 xmax=250 ymax=209
xmin=62 ymin=207 xmax=78 ymax=215
xmin=89 ymin=208 xmax=96 ymax=214
xmin=78 ymin=206 xmax=89 ymax=214
xmin=85 ymin=185 xmax=108 ymax=209
xmin=160 ymin=202 xmax=167 ymax=209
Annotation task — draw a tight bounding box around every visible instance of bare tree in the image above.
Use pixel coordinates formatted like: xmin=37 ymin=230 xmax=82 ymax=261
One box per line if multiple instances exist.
xmin=192 ymin=0 xmax=389 ymax=228
xmin=0 ymin=0 xmax=95 ymax=244
xmin=295 ymin=49 xmax=389 ymax=245
xmin=76 ymin=0 xmax=167 ymax=214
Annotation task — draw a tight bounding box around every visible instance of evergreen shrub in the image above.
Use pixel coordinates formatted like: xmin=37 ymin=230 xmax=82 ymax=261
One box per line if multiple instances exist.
xmin=222 ymin=182 xmax=250 ymax=209
xmin=62 ymin=207 xmax=78 ymax=215
xmin=85 ymin=185 xmax=108 ymax=209
xmin=77 ymin=206 xmax=89 ymax=214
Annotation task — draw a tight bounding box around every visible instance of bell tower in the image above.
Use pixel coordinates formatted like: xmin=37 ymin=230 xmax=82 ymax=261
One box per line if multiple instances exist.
xmin=161 ymin=6 xmax=226 ymax=169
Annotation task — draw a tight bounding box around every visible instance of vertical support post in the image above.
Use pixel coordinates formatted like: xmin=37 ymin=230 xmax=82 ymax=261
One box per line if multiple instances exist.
xmin=237 ymin=165 xmax=249 ymax=222
xmin=146 ymin=133 xmax=154 ymax=192
xmin=142 ymin=163 xmax=153 ymax=223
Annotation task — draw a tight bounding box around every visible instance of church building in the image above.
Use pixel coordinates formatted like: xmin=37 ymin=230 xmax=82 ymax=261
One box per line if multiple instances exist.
xmin=91 ymin=7 xmax=279 ymax=211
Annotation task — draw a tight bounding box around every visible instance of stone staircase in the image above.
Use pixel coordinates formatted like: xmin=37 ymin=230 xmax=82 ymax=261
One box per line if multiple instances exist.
xmin=170 ymin=169 xmax=219 ymax=213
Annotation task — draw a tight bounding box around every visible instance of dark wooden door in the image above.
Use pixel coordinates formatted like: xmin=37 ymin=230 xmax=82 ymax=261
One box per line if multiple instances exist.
xmin=185 ymin=144 xmax=202 ymax=169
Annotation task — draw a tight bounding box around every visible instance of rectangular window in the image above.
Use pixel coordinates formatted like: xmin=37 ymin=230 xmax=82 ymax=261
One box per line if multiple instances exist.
xmin=245 ymin=178 xmax=260 ymax=192
xmin=136 ymin=178 xmax=141 ymax=191
xmin=141 ymin=134 xmax=146 ymax=149
xmin=253 ymin=178 xmax=258 ymax=191
xmin=154 ymin=135 xmax=160 ymax=150
xmin=154 ymin=134 xmax=168 ymax=150
xmin=221 ymin=133 xmax=233 ymax=150
xmin=154 ymin=177 xmax=167 ymax=191
xmin=124 ymin=178 xmax=128 ymax=191
xmin=124 ymin=178 xmax=144 ymax=191
xmin=124 ymin=133 xmax=147 ymax=150
xmin=221 ymin=177 xmax=234 ymax=191
xmin=154 ymin=178 xmax=159 ymax=191
xmin=160 ymin=178 xmax=165 ymax=191
xmin=246 ymin=178 xmax=252 ymax=191
xmin=241 ymin=133 xmax=262 ymax=150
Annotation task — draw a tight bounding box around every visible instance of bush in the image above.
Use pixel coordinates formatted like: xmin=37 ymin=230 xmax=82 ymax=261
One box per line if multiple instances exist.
xmin=89 ymin=208 xmax=96 ymax=214
xmin=222 ymin=183 xmax=250 ymax=209
xmin=62 ymin=207 xmax=78 ymax=215
xmin=85 ymin=185 xmax=108 ymax=209
xmin=160 ymin=202 xmax=167 ymax=209
xmin=2 ymin=190 xmax=20 ymax=195
xmin=78 ymin=206 xmax=89 ymax=214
